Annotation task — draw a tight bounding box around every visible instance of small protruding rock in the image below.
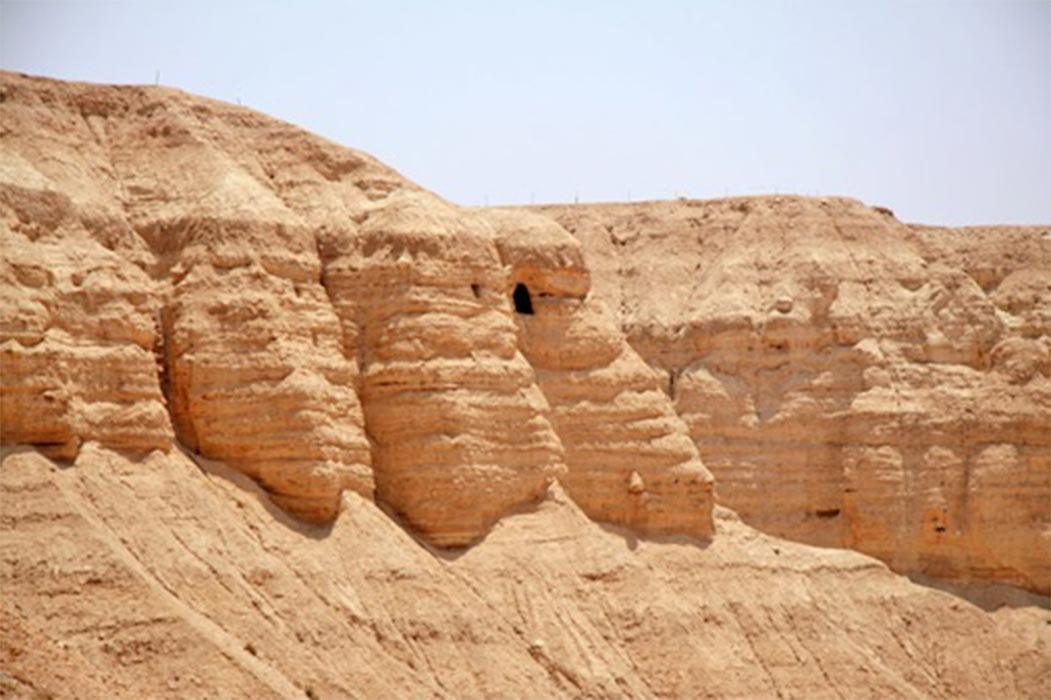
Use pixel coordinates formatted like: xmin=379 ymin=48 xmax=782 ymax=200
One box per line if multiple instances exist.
xmin=627 ymin=471 xmax=645 ymax=494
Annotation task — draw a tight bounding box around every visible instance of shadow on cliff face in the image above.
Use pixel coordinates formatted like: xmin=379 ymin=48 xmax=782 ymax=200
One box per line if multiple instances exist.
xmin=393 ymin=483 xmax=571 ymax=561
xmin=20 ymin=438 xmax=341 ymax=541
xmin=385 ymin=480 xmax=715 ymax=562
xmin=528 ymin=197 xmax=1051 ymax=598
xmin=595 ymin=520 xmax=713 ymax=553
xmin=907 ymin=573 xmax=1051 ymax=612
xmin=180 ymin=446 xmax=335 ymax=541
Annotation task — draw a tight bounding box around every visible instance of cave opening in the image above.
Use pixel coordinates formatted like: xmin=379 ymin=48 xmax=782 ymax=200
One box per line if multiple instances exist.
xmin=513 ymin=283 xmax=534 ymax=315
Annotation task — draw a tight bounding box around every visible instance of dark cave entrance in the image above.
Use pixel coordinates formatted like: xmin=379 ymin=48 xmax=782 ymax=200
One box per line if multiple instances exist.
xmin=513 ymin=283 xmax=534 ymax=315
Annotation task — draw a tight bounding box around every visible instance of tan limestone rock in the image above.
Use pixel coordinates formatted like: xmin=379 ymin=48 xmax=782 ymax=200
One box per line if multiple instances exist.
xmin=0 ymin=72 xmax=574 ymax=542
xmin=0 ymin=155 xmax=172 ymax=458
xmin=1 ymin=71 xmax=1049 ymax=699
xmin=534 ymin=197 xmax=1051 ymax=593
xmin=2 ymin=444 xmax=1048 ymax=699
xmin=318 ymin=194 xmax=566 ymax=545
xmin=488 ymin=209 xmax=714 ymax=538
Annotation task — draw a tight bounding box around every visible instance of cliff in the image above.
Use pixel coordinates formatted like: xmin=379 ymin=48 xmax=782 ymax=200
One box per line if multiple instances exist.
xmin=532 ymin=197 xmax=1050 ymax=594
xmin=0 ymin=71 xmax=705 ymax=545
xmin=1 ymin=73 xmax=1048 ymax=698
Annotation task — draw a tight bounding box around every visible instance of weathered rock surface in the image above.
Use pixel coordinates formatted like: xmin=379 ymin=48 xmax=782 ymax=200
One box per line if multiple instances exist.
xmin=0 ymin=227 xmax=171 ymax=459
xmin=0 ymin=71 xmax=708 ymax=545
xmin=488 ymin=209 xmax=714 ymax=537
xmin=2 ymin=73 xmax=1049 ymax=697
xmin=0 ymin=72 xmax=379 ymax=523
xmin=2 ymin=445 xmax=1048 ymax=699
xmin=533 ymin=197 xmax=1051 ymax=594
xmin=317 ymin=197 xmax=566 ymax=545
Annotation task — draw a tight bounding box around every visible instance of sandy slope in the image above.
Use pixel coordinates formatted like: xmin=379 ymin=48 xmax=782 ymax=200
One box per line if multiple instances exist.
xmin=2 ymin=445 xmax=1049 ymax=699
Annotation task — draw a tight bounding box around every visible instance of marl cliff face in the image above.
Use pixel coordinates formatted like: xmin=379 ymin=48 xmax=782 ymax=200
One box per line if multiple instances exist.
xmin=0 ymin=71 xmax=711 ymax=546
xmin=0 ymin=72 xmax=1048 ymax=699
xmin=535 ymin=197 xmax=1050 ymax=594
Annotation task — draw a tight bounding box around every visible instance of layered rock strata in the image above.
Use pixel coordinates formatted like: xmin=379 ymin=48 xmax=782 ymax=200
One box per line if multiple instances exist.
xmin=534 ymin=197 xmax=1051 ymax=593
xmin=317 ymin=196 xmax=566 ymax=545
xmin=0 ymin=200 xmax=171 ymax=459
xmin=0 ymin=72 xmax=711 ymax=546
xmin=2 ymin=71 xmax=1050 ymax=698
xmin=2 ymin=71 xmax=1046 ymax=587
xmin=487 ymin=209 xmax=714 ymax=537
xmin=0 ymin=71 xmax=554 ymax=541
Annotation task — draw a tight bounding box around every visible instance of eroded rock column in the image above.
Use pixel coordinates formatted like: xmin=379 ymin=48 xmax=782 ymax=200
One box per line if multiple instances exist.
xmin=489 ymin=210 xmax=714 ymax=538
xmin=164 ymin=219 xmax=373 ymax=522
xmin=320 ymin=193 xmax=566 ymax=546
xmin=0 ymin=174 xmax=172 ymax=459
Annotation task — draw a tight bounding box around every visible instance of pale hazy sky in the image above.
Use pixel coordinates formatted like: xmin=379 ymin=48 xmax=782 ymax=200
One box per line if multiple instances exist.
xmin=2 ymin=0 xmax=1049 ymax=225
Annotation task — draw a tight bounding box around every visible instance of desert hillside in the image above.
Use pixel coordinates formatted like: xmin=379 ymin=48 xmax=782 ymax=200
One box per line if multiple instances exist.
xmin=528 ymin=199 xmax=1050 ymax=594
xmin=1 ymin=72 xmax=1049 ymax=698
